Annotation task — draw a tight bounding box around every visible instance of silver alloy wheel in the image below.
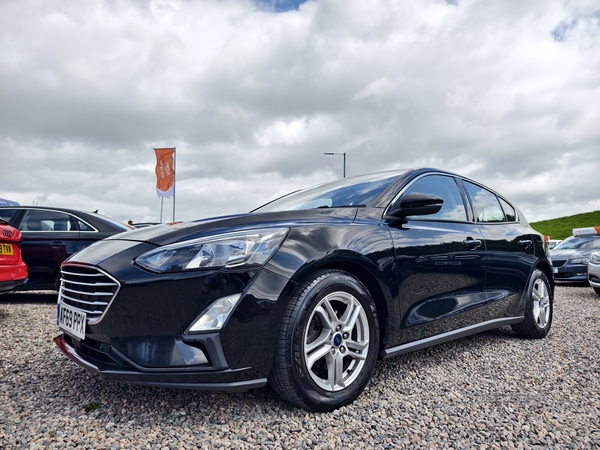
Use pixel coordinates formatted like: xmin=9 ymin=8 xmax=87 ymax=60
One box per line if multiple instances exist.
xmin=532 ymin=277 xmax=550 ymax=329
xmin=303 ymin=291 xmax=369 ymax=392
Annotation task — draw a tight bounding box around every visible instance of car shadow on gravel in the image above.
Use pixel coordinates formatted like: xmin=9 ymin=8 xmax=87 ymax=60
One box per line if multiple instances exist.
xmin=0 ymin=291 xmax=545 ymax=417
xmin=44 ymin=325 xmax=524 ymax=416
xmin=0 ymin=290 xmax=58 ymax=304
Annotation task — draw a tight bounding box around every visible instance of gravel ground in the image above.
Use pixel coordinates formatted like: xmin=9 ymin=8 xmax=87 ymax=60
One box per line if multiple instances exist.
xmin=1 ymin=285 xmax=599 ymax=449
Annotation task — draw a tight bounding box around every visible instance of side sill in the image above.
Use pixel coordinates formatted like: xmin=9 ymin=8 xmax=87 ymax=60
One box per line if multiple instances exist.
xmin=120 ymin=379 xmax=268 ymax=392
xmin=382 ymin=316 xmax=524 ymax=360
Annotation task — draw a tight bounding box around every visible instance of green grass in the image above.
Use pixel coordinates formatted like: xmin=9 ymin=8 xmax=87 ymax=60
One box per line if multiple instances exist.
xmin=530 ymin=210 xmax=600 ymax=240
xmin=82 ymin=402 xmax=101 ymax=413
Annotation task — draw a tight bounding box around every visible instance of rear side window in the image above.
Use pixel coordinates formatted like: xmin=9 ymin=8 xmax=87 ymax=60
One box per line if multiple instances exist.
xmin=463 ymin=181 xmax=505 ymax=223
xmin=498 ymin=197 xmax=517 ymax=222
xmin=402 ymin=175 xmax=467 ymax=221
xmin=77 ymin=219 xmax=96 ymax=232
xmin=20 ymin=210 xmax=74 ymax=232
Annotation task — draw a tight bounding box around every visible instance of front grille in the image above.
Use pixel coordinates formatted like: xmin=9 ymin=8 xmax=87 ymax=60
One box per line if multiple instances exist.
xmin=552 ymin=260 xmax=566 ymax=268
xmin=59 ymin=264 xmax=120 ymax=324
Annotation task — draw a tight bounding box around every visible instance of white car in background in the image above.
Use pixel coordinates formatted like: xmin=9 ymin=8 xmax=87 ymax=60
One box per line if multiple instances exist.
xmin=546 ymin=239 xmax=561 ymax=249
xmin=588 ymin=251 xmax=600 ymax=296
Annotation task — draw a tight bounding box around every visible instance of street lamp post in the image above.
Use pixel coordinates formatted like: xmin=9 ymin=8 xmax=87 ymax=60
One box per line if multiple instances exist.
xmin=324 ymin=152 xmax=346 ymax=178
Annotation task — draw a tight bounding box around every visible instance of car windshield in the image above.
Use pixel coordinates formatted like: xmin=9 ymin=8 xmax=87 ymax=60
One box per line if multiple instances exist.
xmin=252 ymin=171 xmax=405 ymax=213
xmin=553 ymin=235 xmax=600 ymax=250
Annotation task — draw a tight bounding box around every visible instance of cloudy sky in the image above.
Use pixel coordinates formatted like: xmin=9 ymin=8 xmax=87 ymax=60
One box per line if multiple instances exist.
xmin=1 ymin=0 xmax=599 ymax=224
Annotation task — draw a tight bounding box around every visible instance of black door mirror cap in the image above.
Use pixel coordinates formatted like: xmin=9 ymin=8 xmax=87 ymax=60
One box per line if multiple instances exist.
xmin=384 ymin=193 xmax=444 ymax=220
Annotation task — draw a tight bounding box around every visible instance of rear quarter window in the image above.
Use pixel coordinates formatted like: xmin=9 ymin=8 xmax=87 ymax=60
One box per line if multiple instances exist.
xmin=498 ymin=197 xmax=517 ymax=222
xmin=0 ymin=209 xmax=18 ymax=223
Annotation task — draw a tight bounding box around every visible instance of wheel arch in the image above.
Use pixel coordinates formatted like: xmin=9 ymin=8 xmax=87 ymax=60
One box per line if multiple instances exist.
xmin=535 ymin=259 xmax=555 ymax=294
xmin=513 ymin=259 xmax=554 ymax=318
xmin=285 ymin=255 xmax=392 ymax=356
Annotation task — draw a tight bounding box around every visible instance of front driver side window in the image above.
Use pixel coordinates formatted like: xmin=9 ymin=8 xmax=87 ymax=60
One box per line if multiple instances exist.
xmin=402 ymin=175 xmax=467 ymax=221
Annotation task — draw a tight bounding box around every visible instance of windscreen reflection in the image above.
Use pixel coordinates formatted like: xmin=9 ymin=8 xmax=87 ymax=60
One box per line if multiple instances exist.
xmin=252 ymin=171 xmax=405 ymax=213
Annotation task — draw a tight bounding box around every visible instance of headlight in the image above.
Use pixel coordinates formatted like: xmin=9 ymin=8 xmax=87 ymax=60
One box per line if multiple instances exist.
xmin=135 ymin=228 xmax=289 ymax=273
xmin=589 ymin=252 xmax=600 ymax=265
xmin=569 ymin=257 xmax=589 ymax=265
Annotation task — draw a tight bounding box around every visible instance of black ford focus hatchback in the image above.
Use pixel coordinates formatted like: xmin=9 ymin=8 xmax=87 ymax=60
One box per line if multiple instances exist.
xmin=55 ymin=168 xmax=554 ymax=411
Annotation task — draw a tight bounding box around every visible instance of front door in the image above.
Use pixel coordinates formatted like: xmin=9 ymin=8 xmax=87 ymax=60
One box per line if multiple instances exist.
xmin=386 ymin=174 xmax=488 ymax=347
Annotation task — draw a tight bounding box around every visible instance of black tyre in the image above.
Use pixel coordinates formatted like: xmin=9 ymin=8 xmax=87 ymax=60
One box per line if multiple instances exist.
xmin=594 ymin=287 xmax=600 ymax=296
xmin=511 ymin=269 xmax=552 ymax=339
xmin=270 ymin=269 xmax=379 ymax=411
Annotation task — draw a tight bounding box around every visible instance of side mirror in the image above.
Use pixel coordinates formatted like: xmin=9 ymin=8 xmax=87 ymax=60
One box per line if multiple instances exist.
xmin=384 ymin=193 xmax=444 ymax=220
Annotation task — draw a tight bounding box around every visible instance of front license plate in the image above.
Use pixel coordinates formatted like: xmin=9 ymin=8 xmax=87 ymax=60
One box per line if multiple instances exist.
xmin=58 ymin=303 xmax=87 ymax=340
xmin=0 ymin=243 xmax=13 ymax=255
xmin=553 ymin=268 xmax=558 ymax=274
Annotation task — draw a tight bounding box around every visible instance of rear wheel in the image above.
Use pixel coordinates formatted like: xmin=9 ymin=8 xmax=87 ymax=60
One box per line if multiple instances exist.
xmin=512 ymin=269 xmax=552 ymax=339
xmin=270 ymin=270 xmax=379 ymax=411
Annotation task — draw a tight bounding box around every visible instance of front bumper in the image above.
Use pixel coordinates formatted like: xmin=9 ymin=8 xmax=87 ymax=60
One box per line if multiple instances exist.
xmin=552 ymin=264 xmax=588 ymax=281
xmin=588 ymin=262 xmax=600 ymax=288
xmin=54 ymin=335 xmax=267 ymax=391
xmin=54 ymin=238 xmax=293 ymax=388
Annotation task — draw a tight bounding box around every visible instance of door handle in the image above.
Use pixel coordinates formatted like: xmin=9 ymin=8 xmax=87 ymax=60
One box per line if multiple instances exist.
xmin=462 ymin=238 xmax=482 ymax=249
xmin=51 ymin=241 xmax=66 ymax=248
xmin=518 ymin=239 xmax=532 ymax=248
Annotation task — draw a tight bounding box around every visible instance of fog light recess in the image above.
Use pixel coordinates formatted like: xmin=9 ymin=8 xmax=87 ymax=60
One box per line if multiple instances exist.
xmin=188 ymin=293 xmax=242 ymax=332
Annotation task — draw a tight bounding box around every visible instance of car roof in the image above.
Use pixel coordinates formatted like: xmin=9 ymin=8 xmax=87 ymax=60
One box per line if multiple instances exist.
xmin=0 ymin=206 xmax=132 ymax=231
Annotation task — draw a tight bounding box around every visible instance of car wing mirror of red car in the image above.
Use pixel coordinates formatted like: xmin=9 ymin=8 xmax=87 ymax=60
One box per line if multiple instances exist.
xmin=384 ymin=193 xmax=444 ymax=220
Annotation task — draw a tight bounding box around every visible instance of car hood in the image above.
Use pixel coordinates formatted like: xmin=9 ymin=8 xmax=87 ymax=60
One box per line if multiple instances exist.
xmin=107 ymin=208 xmax=361 ymax=247
xmin=550 ymin=248 xmax=593 ymax=260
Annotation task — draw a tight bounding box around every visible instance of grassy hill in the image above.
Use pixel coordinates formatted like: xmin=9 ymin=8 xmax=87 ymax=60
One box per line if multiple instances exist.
xmin=530 ymin=210 xmax=600 ymax=240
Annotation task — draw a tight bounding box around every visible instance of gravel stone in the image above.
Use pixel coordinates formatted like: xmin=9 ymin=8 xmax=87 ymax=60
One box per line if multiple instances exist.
xmin=1 ymin=285 xmax=599 ymax=449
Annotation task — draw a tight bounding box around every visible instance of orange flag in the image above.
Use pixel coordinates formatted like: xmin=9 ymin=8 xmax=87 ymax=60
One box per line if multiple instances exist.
xmin=154 ymin=148 xmax=175 ymax=197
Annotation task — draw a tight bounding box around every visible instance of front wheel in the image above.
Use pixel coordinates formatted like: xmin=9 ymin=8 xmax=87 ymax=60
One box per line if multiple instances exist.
xmin=270 ymin=270 xmax=379 ymax=411
xmin=594 ymin=287 xmax=600 ymax=296
xmin=511 ymin=269 xmax=553 ymax=339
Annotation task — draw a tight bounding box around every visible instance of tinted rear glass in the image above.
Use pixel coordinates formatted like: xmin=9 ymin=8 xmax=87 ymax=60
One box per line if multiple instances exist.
xmin=21 ymin=210 xmax=73 ymax=232
xmin=0 ymin=208 xmax=18 ymax=223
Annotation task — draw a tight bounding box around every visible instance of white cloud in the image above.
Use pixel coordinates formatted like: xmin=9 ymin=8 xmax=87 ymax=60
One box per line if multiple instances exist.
xmin=1 ymin=0 xmax=599 ymax=223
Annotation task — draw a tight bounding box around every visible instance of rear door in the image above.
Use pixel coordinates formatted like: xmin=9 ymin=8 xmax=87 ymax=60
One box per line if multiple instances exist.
xmin=461 ymin=179 xmax=535 ymax=313
xmin=18 ymin=209 xmax=80 ymax=287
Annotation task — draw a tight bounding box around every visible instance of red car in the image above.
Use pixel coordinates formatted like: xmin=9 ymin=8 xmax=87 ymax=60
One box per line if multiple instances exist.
xmin=0 ymin=219 xmax=28 ymax=294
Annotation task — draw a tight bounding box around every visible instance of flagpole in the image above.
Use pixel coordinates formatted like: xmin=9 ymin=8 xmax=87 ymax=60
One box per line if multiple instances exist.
xmin=172 ymin=147 xmax=176 ymax=222
xmin=160 ymin=197 xmax=164 ymax=222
